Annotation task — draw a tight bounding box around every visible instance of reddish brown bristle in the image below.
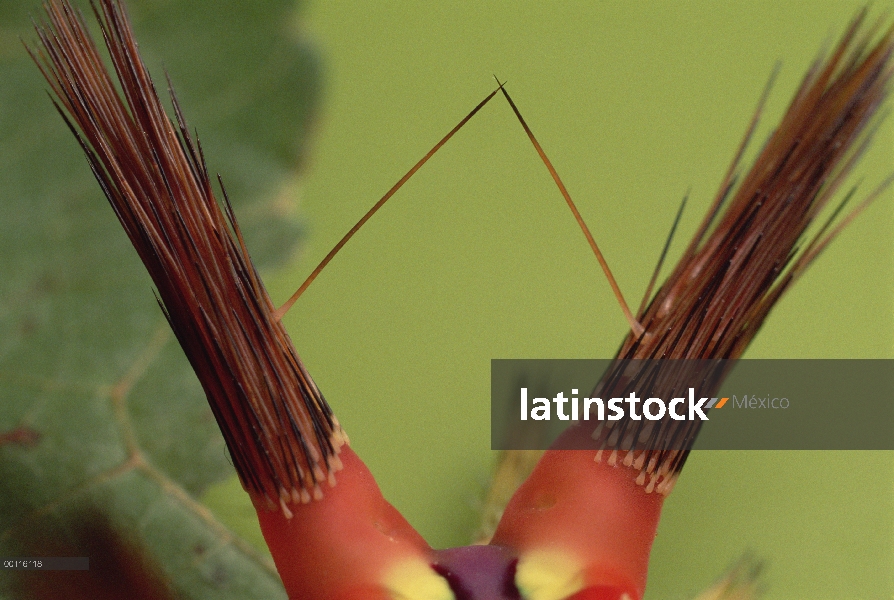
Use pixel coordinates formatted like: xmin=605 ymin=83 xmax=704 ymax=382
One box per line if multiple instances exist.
xmin=610 ymin=10 xmax=894 ymax=486
xmin=503 ymin=10 xmax=894 ymax=492
xmin=498 ymin=85 xmax=646 ymax=338
xmin=29 ymin=0 xmax=346 ymax=511
xmin=628 ymin=12 xmax=893 ymax=363
xmin=273 ymin=84 xmax=503 ymax=321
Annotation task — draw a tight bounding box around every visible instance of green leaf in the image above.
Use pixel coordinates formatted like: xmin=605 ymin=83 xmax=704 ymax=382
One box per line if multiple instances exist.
xmin=0 ymin=1 xmax=319 ymax=597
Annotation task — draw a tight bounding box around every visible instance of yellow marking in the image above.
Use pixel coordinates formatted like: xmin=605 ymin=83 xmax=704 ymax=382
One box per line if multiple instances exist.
xmin=384 ymin=557 xmax=455 ymax=600
xmin=515 ymin=548 xmax=585 ymax=600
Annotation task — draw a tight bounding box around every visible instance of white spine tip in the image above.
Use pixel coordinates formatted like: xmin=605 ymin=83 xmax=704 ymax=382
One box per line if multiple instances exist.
xmin=329 ymin=454 xmax=344 ymax=472
xmin=633 ymin=452 xmax=646 ymax=470
xmin=279 ymin=497 xmax=294 ymax=519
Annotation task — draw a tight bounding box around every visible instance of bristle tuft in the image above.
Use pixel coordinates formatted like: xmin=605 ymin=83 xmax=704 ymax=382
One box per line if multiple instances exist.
xmin=30 ymin=0 xmax=345 ymax=514
xmin=595 ymin=11 xmax=894 ymax=490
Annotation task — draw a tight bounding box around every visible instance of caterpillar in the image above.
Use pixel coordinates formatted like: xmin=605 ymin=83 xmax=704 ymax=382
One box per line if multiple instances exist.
xmin=27 ymin=1 xmax=893 ymax=599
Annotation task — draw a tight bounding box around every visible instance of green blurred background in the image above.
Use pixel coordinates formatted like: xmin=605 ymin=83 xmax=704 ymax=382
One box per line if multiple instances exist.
xmin=1 ymin=0 xmax=890 ymax=598
xmin=245 ymin=1 xmax=894 ymax=598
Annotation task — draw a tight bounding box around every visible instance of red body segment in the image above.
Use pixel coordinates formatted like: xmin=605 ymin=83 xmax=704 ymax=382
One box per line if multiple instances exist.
xmin=492 ymin=450 xmax=664 ymax=600
xmin=257 ymin=445 xmax=662 ymax=599
xmin=255 ymin=446 xmax=433 ymax=600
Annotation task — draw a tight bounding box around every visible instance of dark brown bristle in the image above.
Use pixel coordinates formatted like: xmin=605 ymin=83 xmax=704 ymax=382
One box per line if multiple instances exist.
xmin=629 ymin=12 xmax=893 ymax=361
xmin=502 ymin=10 xmax=893 ymax=495
xmin=607 ymin=10 xmax=894 ymax=490
xmin=29 ymin=0 xmax=346 ymax=513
